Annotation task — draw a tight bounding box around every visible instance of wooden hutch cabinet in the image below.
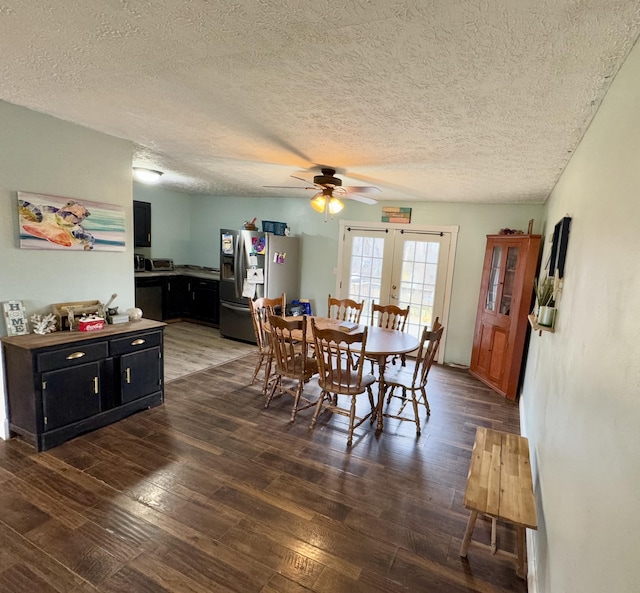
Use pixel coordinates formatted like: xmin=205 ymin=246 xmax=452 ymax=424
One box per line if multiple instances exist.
xmin=469 ymin=234 xmax=541 ymax=400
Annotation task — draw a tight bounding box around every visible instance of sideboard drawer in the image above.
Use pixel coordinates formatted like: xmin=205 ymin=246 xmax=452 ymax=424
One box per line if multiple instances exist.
xmin=110 ymin=330 xmax=163 ymax=356
xmin=37 ymin=341 xmax=109 ymax=373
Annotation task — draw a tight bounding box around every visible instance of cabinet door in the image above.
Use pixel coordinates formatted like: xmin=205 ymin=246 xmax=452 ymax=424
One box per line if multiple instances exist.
xmin=164 ymin=276 xmax=187 ymax=319
xmin=191 ymin=279 xmax=219 ymax=324
xmin=42 ymin=362 xmax=102 ymax=431
xmin=133 ymin=200 xmax=151 ymax=247
xmin=120 ymin=347 xmax=162 ymax=404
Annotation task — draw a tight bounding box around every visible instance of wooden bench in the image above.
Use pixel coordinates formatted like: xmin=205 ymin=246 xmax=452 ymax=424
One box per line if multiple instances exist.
xmin=459 ymin=427 xmax=538 ymax=578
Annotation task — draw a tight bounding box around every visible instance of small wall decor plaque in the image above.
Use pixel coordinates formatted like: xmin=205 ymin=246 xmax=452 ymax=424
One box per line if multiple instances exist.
xmin=2 ymin=300 xmax=28 ymax=336
xmin=382 ymin=207 xmax=412 ymax=224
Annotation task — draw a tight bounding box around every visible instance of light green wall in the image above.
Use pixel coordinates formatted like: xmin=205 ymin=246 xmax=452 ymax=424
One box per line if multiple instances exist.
xmin=132 ymin=182 xmax=192 ymax=264
xmin=184 ymin=194 xmax=543 ymax=364
xmin=0 ymin=100 xmax=134 ymax=437
xmin=521 ymin=39 xmax=640 ymax=593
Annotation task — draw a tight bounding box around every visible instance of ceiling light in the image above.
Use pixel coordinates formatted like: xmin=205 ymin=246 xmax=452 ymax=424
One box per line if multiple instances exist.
xmin=310 ymin=190 xmax=344 ymax=221
xmin=133 ymin=167 xmax=163 ymax=184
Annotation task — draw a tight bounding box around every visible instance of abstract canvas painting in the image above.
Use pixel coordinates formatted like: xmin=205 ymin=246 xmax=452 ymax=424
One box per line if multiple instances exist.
xmin=18 ymin=191 xmax=126 ymax=251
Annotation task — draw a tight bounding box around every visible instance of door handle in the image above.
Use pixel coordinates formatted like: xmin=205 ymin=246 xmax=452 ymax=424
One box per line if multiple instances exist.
xmin=93 ymin=377 xmax=99 ymax=394
xmin=125 ymin=368 xmax=131 ymax=384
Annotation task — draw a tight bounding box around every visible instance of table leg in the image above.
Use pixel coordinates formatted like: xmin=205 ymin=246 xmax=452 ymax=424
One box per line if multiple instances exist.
xmin=460 ymin=510 xmax=478 ymax=557
xmin=376 ymin=355 xmax=387 ymax=431
xmin=516 ymin=525 xmax=527 ymax=579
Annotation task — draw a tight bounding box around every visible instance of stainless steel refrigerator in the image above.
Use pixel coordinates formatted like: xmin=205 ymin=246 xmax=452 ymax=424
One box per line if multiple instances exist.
xmin=219 ymin=228 xmax=300 ymax=342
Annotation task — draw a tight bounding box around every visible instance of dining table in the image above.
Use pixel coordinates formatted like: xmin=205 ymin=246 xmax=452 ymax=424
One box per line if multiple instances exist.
xmin=283 ymin=315 xmax=420 ymax=431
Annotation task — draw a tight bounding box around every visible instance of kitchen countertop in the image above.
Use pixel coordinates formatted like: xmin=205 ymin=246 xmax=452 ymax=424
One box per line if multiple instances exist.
xmin=135 ymin=265 xmax=220 ymax=281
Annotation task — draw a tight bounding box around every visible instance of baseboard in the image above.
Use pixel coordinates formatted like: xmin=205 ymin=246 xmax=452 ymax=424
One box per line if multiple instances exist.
xmin=0 ymin=418 xmax=9 ymax=441
xmin=519 ymin=399 xmax=539 ymax=592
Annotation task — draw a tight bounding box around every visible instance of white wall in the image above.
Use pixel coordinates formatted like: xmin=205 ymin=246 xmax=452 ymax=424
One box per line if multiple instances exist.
xmin=0 ymin=101 xmax=134 ymax=439
xmin=521 ymin=40 xmax=640 ymax=593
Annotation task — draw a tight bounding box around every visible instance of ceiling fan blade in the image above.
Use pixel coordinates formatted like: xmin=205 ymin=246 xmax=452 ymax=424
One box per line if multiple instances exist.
xmin=347 ymin=194 xmax=378 ymax=205
xmin=344 ymin=185 xmax=381 ymax=194
xmin=264 ymin=185 xmax=316 ymax=190
xmin=291 ymin=175 xmax=314 ymax=184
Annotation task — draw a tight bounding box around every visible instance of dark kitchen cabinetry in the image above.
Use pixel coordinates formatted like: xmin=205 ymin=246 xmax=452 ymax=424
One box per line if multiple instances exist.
xmin=1 ymin=320 xmax=164 ymax=451
xmin=163 ymin=275 xmax=188 ymax=319
xmin=189 ymin=278 xmax=220 ymax=325
xmin=133 ymin=200 xmax=151 ymax=247
xmin=135 ymin=276 xmax=164 ymax=321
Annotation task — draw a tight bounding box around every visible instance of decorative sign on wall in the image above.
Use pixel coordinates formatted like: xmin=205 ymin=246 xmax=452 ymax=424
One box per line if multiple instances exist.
xmin=17 ymin=191 xmax=125 ymax=251
xmin=2 ymin=300 xmax=28 ymax=336
xmin=549 ymin=216 xmax=571 ymax=279
xmin=382 ymin=206 xmax=412 ymax=224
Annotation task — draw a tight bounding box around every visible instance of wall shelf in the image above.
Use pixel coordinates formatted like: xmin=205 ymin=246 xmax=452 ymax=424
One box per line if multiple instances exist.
xmin=528 ymin=314 xmax=555 ymax=335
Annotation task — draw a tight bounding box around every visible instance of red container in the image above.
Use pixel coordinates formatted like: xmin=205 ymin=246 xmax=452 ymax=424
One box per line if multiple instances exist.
xmin=78 ymin=317 xmax=105 ymax=332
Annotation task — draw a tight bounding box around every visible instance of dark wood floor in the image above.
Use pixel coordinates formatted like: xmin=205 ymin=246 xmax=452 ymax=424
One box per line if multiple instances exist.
xmin=0 ymin=354 xmax=527 ymax=593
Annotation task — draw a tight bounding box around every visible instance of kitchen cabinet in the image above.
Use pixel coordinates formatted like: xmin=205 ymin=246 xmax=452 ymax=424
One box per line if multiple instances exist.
xmin=189 ymin=278 xmax=219 ymax=325
xmin=469 ymin=234 xmax=541 ymax=400
xmin=133 ymin=200 xmax=151 ymax=247
xmin=164 ymin=275 xmax=188 ymax=319
xmin=1 ymin=319 xmax=164 ymax=451
xmin=135 ymin=276 xmax=163 ymax=321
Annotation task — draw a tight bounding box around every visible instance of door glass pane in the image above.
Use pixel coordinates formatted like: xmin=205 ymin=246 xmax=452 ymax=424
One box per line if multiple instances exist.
xmin=398 ymin=240 xmax=440 ymax=338
xmin=348 ymin=236 xmax=385 ymax=319
xmin=499 ymin=247 xmax=519 ymax=315
xmin=486 ymin=246 xmax=502 ymax=312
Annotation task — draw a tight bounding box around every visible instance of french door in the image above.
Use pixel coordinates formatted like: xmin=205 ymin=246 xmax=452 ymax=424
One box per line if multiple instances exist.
xmin=336 ymin=221 xmax=458 ymax=362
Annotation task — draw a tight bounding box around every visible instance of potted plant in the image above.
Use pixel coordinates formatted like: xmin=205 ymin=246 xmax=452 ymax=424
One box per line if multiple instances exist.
xmin=535 ymin=276 xmax=555 ymax=327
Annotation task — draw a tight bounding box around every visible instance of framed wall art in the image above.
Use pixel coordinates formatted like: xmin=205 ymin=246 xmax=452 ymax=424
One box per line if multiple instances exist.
xmin=18 ymin=191 xmax=126 ymax=251
xmin=2 ymin=300 xmax=28 ymax=336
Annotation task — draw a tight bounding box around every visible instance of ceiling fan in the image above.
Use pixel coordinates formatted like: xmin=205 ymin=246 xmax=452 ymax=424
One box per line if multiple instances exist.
xmin=265 ymin=167 xmax=380 ymax=220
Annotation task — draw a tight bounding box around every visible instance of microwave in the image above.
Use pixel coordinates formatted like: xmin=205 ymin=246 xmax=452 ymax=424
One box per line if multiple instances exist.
xmin=148 ymin=258 xmax=174 ymax=271
xmin=134 ymin=253 xmax=145 ymax=272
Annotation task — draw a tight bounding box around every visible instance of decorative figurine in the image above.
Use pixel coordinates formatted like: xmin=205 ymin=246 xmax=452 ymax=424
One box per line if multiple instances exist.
xmin=30 ymin=313 xmax=58 ymax=335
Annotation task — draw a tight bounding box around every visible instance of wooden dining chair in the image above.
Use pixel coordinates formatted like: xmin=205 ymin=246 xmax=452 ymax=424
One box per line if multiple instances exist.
xmin=381 ymin=318 xmax=444 ymax=435
xmin=248 ymin=294 xmax=285 ymax=394
xmin=327 ymin=294 xmax=364 ymax=324
xmin=310 ymin=318 xmax=376 ymax=446
xmin=265 ymin=314 xmax=319 ymax=422
xmin=369 ymin=302 xmax=411 ymax=370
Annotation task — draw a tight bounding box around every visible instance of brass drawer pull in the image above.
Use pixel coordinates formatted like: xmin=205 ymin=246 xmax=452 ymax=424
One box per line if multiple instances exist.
xmin=66 ymin=352 xmax=86 ymax=360
xmin=131 ymin=339 xmax=145 ymax=346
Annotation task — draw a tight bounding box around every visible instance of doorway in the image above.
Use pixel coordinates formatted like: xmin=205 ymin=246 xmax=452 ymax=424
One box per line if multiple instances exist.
xmin=336 ymin=221 xmax=458 ymax=363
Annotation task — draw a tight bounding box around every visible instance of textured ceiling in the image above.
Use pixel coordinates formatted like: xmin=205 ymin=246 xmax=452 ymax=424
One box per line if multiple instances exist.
xmin=1 ymin=1 xmax=640 ymax=203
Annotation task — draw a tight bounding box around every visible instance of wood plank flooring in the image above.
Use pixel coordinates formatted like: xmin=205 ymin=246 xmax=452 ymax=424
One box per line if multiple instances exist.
xmin=0 ymin=324 xmax=528 ymax=592
xmin=163 ymin=321 xmax=256 ymax=381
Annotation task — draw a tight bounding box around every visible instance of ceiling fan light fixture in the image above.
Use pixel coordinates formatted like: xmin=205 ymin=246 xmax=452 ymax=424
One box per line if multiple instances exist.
xmin=310 ymin=194 xmax=326 ymax=213
xmin=329 ymin=197 xmax=344 ymax=214
xmin=133 ymin=167 xmax=163 ymax=184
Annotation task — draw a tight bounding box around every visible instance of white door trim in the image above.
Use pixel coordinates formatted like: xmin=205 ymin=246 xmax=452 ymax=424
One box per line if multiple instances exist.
xmin=336 ymin=220 xmax=459 ymax=364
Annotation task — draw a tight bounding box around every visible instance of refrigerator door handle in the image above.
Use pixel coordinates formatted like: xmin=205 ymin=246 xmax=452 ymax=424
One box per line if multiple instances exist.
xmin=221 ymin=301 xmax=250 ymax=312
xmin=234 ymin=232 xmax=245 ymax=299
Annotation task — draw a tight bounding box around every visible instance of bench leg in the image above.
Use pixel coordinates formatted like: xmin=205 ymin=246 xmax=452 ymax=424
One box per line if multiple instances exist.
xmin=516 ymin=525 xmax=527 ymax=579
xmin=460 ymin=510 xmax=478 ymax=557
xmin=491 ymin=517 xmax=497 ymax=554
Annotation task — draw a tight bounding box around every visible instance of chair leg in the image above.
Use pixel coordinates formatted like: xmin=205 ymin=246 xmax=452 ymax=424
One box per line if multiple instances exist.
xmin=290 ymin=382 xmax=303 ymax=423
xmin=261 ymin=354 xmax=273 ymax=394
xmin=264 ymin=376 xmax=280 ymax=408
xmin=411 ymin=391 xmax=421 ymax=435
xmin=251 ymin=352 xmax=265 ymax=385
xmin=367 ymin=386 xmax=376 ymax=424
xmin=310 ymin=391 xmax=328 ymax=429
xmin=420 ymin=386 xmax=431 ymax=415
xmin=347 ymin=394 xmax=357 ymax=446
